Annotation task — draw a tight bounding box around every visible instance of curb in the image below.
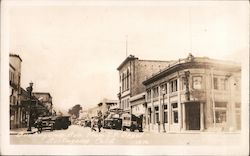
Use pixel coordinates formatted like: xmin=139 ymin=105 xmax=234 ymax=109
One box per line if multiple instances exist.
xmin=10 ymin=131 xmax=38 ymax=135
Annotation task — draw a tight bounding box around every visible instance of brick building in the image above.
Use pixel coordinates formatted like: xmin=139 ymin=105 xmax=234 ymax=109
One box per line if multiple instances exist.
xmin=117 ymin=54 xmax=173 ymax=121
xmin=143 ymin=54 xmax=241 ymax=132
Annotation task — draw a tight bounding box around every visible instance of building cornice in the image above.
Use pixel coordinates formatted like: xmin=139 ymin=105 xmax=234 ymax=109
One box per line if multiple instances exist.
xmin=143 ymin=57 xmax=241 ymax=85
xmin=117 ymin=55 xmax=138 ymax=70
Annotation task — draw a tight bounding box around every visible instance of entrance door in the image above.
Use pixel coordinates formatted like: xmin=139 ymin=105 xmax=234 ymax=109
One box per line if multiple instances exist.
xmin=185 ymin=102 xmax=200 ymax=130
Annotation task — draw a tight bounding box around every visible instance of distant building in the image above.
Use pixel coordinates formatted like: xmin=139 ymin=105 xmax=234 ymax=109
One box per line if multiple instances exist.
xmin=143 ymin=54 xmax=241 ymax=132
xmin=116 ymin=54 xmax=173 ymax=126
xmin=33 ymin=92 xmax=53 ymax=116
xmin=9 ymin=54 xmax=22 ymax=129
xmin=86 ymin=99 xmax=119 ymax=119
xmin=97 ymin=98 xmax=118 ymax=118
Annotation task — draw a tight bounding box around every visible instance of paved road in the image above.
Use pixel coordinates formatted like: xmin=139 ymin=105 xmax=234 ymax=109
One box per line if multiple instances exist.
xmin=10 ymin=125 xmax=241 ymax=145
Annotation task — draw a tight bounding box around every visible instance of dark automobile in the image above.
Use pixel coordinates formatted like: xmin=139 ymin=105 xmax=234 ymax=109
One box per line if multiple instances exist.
xmin=52 ymin=116 xmax=71 ymax=130
xmin=84 ymin=119 xmax=91 ymax=127
xmin=35 ymin=116 xmax=54 ymax=131
xmin=103 ymin=117 xmax=122 ymax=130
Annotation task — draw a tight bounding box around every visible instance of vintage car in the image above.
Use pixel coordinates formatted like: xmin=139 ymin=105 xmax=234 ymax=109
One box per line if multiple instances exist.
xmin=52 ymin=116 xmax=71 ymax=130
xmin=121 ymin=113 xmax=143 ymax=132
xmin=35 ymin=116 xmax=54 ymax=131
xmin=103 ymin=114 xmax=122 ymax=130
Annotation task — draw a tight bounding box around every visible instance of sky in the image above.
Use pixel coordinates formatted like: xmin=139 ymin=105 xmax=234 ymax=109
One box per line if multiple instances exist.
xmin=7 ymin=1 xmax=249 ymax=114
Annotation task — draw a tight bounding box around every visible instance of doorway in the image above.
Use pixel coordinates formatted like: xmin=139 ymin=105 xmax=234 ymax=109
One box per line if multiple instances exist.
xmin=185 ymin=102 xmax=200 ymax=130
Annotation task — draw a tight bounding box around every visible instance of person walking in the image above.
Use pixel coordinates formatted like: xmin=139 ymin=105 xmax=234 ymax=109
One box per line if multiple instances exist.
xmin=35 ymin=117 xmax=43 ymax=134
xmin=97 ymin=117 xmax=102 ymax=132
xmin=91 ymin=117 xmax=96 ymax=132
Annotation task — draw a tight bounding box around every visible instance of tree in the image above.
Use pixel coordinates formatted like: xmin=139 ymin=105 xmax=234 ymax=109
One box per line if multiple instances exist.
xmin=68 ymin=104 xmax=82 ymax=118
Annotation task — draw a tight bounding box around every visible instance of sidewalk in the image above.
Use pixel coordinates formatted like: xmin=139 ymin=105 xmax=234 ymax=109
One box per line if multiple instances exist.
xmin=10 ymin=127 xmax=38 ymax=135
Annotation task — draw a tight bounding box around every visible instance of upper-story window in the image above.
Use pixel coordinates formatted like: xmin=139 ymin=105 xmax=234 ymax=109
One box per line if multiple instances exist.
xmin=121 ymin=68 xmax=130 ymax=92
xmin=193 ymin=76 xmax=202 ymax=89
xmin=170 ymin=79 xmax=178 ymax=93
xmin=153 ymin=87 xmax=159 ymax=98
xmin=213 ymin=77 xmax=227 ymax=90
xmin=146 ymin=90 xmax=151 ymax=101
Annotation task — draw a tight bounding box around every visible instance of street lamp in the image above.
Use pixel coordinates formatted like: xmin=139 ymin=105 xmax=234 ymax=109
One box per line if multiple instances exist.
xmin=162 ymin=87 xmax=166 ymax=133
xmin=26 ymin=81 xmax=33 ymax=131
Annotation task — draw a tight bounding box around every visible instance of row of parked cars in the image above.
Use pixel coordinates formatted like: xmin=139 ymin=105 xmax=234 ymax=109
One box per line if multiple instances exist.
xmin=34 ymin=116 xmax=71 ymax=131
xmin=103 ymin=113 xmax=143 ymax=132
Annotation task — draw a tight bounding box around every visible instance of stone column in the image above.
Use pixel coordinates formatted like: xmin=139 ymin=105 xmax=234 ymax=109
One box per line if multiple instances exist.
xmin=177 ymin=77 xmax=182 ymax=131
xmin=200 ymin=102 xmax=204 ymax=131
xmin=182 ymin=103 xmax=186 ymax=130
xmin=167 ymin=82 xmax=171 ymax=132
xmin=150 ymin=88 xmax=154 ymax=130
xmin=158 ymin=85 xmax=162 ymax=132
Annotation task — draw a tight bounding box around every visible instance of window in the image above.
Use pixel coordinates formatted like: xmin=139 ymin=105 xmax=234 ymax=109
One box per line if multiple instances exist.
xmin=220 ymin=78 xmax=227 ymax=90
xmin=193 ymin=76 xmax=202 ymax=89
xmin=164 ymin=104 xmax=168 ymax=123
xmin=153 ymin=87 xmax=159 ymax=98
xmin=164 ymin=112 xmax=168 ymax=123
xmin=146 ymin=90 xmax=151 ymax=101
xmin=170 ymin=79 xmax=178 ymax=92
xmin=148 ymin=108 xmax=152 ymax=124
xmin=213 ymin=77 xmax=218 ymax=90
xmin=215 ymin=111 xmax=226 ymax=123
xmin=127 ymin=69 xmax=130 ymax=89
xmin=156 ymin=113 xmax=159 ymax=123
xmin=215 ymin=102 xmax=227 ymax=124
xmin=155 ymin=106 xmax=159 ymax=123
xmin=171 ymin=103 xmax=178 ymax=123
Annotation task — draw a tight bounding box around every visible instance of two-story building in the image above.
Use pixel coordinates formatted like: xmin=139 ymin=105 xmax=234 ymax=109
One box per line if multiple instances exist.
xmin=9 ymin=54 xmax=22 ymax=129
xmin=142 ymin=54 xmax=241 ymax=132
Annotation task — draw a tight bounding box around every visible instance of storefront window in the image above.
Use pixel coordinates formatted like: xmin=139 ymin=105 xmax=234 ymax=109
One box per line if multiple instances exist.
xmin=173 ymin=111 xmax=178 ymax=123
xmin=171 ymin=103 xmax=178 ymax=123
xmin=164 ymin=112 xmax=168 ymax=123
xmin=215 ymin=111 xmax=226 ymax=123
xmin=156 ymin=113 xmax=159 ymax=123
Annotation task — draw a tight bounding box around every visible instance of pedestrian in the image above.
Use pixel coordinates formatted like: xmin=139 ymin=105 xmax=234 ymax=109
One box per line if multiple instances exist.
xmin=91 ymin=117 xmax=96 ymax=132
xmin=35 ymin=117 xmax=43 ymax=134
xmin=97 ymin=117 xmax=102 ymax=132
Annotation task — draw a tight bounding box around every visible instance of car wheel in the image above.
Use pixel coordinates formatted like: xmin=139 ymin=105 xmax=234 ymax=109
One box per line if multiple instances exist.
xmin=122 ymin=126 xmax=126 ymax=131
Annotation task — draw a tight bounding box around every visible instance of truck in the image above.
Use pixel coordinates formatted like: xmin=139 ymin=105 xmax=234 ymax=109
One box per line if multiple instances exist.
xmin=121 ymin=113 xmax=143 ymax=132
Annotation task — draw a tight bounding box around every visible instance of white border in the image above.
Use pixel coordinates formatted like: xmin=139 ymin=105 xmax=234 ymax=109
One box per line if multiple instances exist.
xmin=1 ymin=0 xmax=249 ymax=155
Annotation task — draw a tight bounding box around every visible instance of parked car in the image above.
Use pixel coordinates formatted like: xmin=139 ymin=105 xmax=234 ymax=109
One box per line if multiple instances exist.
xmin=51 ymin=116 xmax=71 ymax=130
xmin=34 ymin=116 xmax=54 ymax=131
xmin=121 ymin=113 xmax=143 ymax=132
xmin=103 ymin=117 xmax=122 ymax=130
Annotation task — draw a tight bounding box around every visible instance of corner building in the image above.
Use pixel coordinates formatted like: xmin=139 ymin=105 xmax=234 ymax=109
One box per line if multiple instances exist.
xmin=143 ymin=55 xmax=241 ymax=132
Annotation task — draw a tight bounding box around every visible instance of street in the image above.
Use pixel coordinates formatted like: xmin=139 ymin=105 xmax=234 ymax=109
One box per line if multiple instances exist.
xmin=10 ymin=125 xmax=241 ymax=145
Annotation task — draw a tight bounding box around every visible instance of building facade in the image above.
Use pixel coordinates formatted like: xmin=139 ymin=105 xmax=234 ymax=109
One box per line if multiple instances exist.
xmin=33 ymin=92 xmax=53 ymax=116
xmin=117 ymin=55 xmax=173 ymax=115
xmin=9 ymin=54 xmax=22 ymax=129
xmin=143 ymin=54 xmax=241 ymax=132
